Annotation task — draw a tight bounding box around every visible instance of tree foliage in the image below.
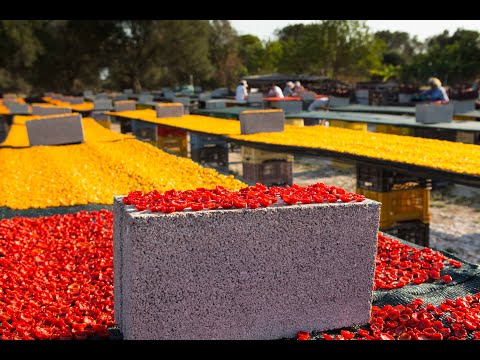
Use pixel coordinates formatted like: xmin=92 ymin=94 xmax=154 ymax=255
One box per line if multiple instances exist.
xmin=1 ymin=20 xmax=480 ymax=93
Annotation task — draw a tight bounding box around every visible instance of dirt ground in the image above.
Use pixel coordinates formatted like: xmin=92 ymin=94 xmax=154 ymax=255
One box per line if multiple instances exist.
xmin=113 ymin=122 xmax=480 ymax=265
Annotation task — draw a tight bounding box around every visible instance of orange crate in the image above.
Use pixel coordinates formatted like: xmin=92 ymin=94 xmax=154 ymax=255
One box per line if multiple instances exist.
xmin=356 ymin=187 xmax=431 ymax=229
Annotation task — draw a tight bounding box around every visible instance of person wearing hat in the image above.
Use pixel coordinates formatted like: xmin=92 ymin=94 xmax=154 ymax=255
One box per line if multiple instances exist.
xmin=292 ymin=81 xmax=306 ymax=97
xmin=283 ymin=81 xmax=295 ymax=97
xmin=235 ymin=80 xmax=248 ymax=102
xmin=418 ymin=77 xmax=449 ymax=102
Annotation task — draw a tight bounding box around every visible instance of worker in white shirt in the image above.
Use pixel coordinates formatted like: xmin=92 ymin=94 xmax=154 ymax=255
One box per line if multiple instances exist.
xmin=267 ymin=83 xmax=284 ymax=98
xmin=283 ymin=81 xmax=295 ymax=97
xmin=235 ymin=80 xmax=248 ymax=102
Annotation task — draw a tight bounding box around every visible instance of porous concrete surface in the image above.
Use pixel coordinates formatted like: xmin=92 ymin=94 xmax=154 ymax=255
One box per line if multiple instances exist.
xmin=92 ymin=112 xmax=111 ymax=122
xmin=239 ymin=111 xmax=285 ymax=134
xmin=205 ymin=100 xmax=227 ymax=109
xmin=5 ymin=102 xmax=29 ymax=114
xmin=26 ymin=114 xmax=84 ymax=146
xmin=94 ymin=99 xmax=113 ymax=111
xmin=415 ymin=103 xmax=453 ymax=124
xmin=155 ymin=104 xmax=184 ymax=118
xmin=114 ymin=101 xmax=136 ymax=112
xmin=271 ymin=100 xmax=302 ymax=114
xmin=114 ymin=197 xmax=380 ymax=339
xmin=32 ymin=105 xmax=71 ymax=116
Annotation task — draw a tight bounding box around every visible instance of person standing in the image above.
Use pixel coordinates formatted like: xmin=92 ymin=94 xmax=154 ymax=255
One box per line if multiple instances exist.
xmin=283 ymin=81 xmax=295 ymax=97
xmin=267 ymin=83 xmax=284 ymax=98
xmin=235 ymin=80 xmax=248 ymax=102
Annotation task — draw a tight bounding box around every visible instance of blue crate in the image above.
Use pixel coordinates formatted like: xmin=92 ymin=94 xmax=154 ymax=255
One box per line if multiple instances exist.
xmin=190 ymin=133 xmax=228 ymax=150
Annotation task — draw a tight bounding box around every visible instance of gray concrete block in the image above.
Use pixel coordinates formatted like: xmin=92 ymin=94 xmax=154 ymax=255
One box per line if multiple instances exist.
xmin=329 ymin=96 xmax=350 ymax=107
xmin=211 ymin=88 xmax=229 ymax=98
xmin=205 ymin=99 xmax=226 ymax=109
xmin=138 ymin=94 xmax=154 ymax=103
xmin=5 ymin=102 xmax=30 ymax=114
xmin=247 ymin=92 xmax=264 ymax=105
xmin=123 ymin=89 xmax=133 ymax=95
xmin=114 ymin=94 xmax=129 ymax=101
xmin=416 ymin=103 xmax=453 ymax=124
xmin=271 ymin=100 xmax=302 ymax=114
xmin=2 ymin=93 xmax=17 ymax=102
xmin=94 ymin=99 xmax=113 ymax=111
xmin=114 ymin=100 xmax=137 ymax=112
xmin=65 ymin=96 xmax=83 ymax=105
xmin=451 ymin=100 xmax=475 ymax=115
xmin=83 ymin=90 xmax=93 ymax=97
xmin=156 ymin=103 xmax=184 ymax=118
xmin=239 ymin=110 xmax=285 ymax=134
xmin=92 ymin=111 xmax=111 ymax=122
xmin=26 ymin=114 xmax=85 ymax=146
xmin=198 ymin=92 xmax=212 ymax=101
xmin=113 ymin=197 xmax=380 ymax=340
xmin=95 ymin=93 xmax=110 ymax=100
xmin=32 ymin=105 xmax=72 ymax=116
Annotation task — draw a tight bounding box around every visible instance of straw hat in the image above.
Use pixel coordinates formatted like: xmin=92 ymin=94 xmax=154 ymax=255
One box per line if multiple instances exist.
xmin=428 ymin=77 xmax=442 ymax=87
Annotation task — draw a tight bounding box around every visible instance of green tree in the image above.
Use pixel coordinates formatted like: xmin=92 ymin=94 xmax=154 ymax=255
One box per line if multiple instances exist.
xmin=237 ymin=35 xmax=265 ymax=75
xmin=0 ymin=20 xmax=44 ymax=92
xmin=374 ymin=30 xmax=423 ymax=66
xmin=208 ymin=20 xmax=243 ymax=88
xmin=403 ymin=29 xmax=480 ymax=85
xmin=275 ymin=20 xmax=385 ymax=81
xmin=31 ymin=20 xmax=116 ymax=93
xmin=107 ymin=20 xmax=212 ymax=91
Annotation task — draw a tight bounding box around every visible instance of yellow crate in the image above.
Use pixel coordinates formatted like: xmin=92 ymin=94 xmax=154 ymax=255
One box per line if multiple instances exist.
xmin=456 ymin=131 xmax=476 ymax=144
xmin=375 ymin=124 xmax=413 ymax=136
xmin=96 ymin=119 xmax=111 ymax=129
xmin=356 ymin=187 xmax=431 ymax=229
xmin=241 ymin=146 xmax=293 ymax=164
xmin=158 ymin=135 xmax=188 ymax=157
xmin=329 ymin=120 xmax=367 ymax=131
xmin=453 ymin=115 xmax=476 ymax=121
xmin=331 ymin=159 xmax=354 ymax=171
xmin=285 ymin=118 xmax=304 ymax=126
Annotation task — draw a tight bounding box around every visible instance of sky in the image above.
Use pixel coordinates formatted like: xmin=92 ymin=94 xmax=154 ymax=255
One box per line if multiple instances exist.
xmin=230 ymin=20 xmax=480 ymax=41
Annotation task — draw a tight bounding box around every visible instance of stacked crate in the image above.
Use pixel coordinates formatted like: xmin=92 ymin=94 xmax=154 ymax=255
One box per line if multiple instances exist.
xmin=355 ymin=163 xmax=431 ymax=246
xmin=241 ymin=146 xmax=293 ymax=186
xmin=131 ymin=120 xmax=158 ymax=147
xmin=157 ymin=126 xmax=188 ymax=157
xmin=189 ymin=133 xmax=228 ymax=168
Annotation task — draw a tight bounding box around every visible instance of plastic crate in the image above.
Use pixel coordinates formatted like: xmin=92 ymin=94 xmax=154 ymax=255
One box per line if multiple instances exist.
xmin=412 ymin=127 xmax=457 ymax=142
xmin=331 ymin=159 xmax=355 ymax=171
xmin=241 ymin=146 xmax=293 ymax=164
xmin=190 ymin=145 xmax=228 ymax=167
xmin=242 ymin=160 xmax=293 ymax=186
xmin=356 ymin=187 xmax=431 ymax=229
xmin=132 ymin=120 xmax=158 ymax=142
xmin=329 ymin=120 xmax=367 ymax=131
xmin=157 ymin=125 xmax=187 ymax=138
xmin=375 ymin=124 xmax=413 ymax=136
xmin=190 ymin=133 xmax=228 ymax=150
xmin=158 ymin=136 xmax=188 ymax=157
xmin=382 ymin=220 xmax=430 ymax=247
xmin=456 ymin=131 xmax=480 ymax=145
xmin=356 ymin=164 xmax=431 ymax=192
xmin=120 ymin=119 xmax=132 ymax=134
